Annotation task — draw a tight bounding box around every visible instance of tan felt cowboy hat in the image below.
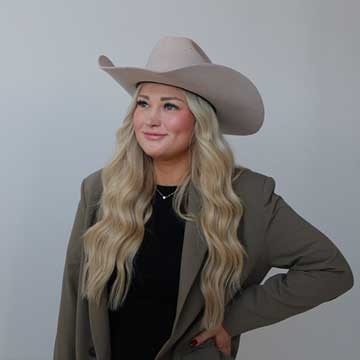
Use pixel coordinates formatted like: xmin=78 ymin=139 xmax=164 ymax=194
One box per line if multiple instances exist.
xmin=98 ymin=35 xmax=264 ymax=136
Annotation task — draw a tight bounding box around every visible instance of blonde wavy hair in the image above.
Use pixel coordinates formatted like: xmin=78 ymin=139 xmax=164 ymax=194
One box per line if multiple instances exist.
xmin=80 ymin=82 xmax=248 ymax=331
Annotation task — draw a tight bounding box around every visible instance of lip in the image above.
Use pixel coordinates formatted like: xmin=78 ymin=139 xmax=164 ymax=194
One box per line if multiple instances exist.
xmin=143 ymin=132 xmax=167 ymax=140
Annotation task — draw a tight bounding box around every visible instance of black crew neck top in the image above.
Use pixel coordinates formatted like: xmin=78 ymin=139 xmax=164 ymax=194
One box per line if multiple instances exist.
xmin=107 ymin=185 xmax=186 ymax=360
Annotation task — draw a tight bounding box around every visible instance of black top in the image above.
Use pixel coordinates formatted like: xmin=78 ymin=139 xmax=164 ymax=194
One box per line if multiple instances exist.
xmin=107 ymin=185 xmax=185 ymax=360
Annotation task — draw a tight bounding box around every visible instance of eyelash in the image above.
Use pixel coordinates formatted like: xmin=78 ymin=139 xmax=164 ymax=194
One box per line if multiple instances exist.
xmin=136 ymin=100 xmax=179 ymax=110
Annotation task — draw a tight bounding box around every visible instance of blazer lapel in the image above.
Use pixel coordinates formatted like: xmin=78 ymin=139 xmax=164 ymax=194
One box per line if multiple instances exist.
xmin=87 ymin=181 xmax=207 ymax=360
xmin=169 ymin=180 xmax=206 ymax=331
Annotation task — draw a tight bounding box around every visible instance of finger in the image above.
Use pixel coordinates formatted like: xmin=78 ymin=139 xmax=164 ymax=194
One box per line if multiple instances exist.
xmin=190 ymin=330 xmax=214 ymax=347
xmin=215 ymin=337 xmax=231 ymax=355
xmin=218 ymin=345 xmax=231 ymax=356
xmin=214 ymin=334 xmax=230 ymax=346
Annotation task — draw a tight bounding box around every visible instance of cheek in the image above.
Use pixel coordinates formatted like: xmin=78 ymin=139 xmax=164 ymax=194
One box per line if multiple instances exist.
xmin=132 ymin=112 xmax=143 ymax=131
xmin=169 ymin=112 xmax=194 ymax=134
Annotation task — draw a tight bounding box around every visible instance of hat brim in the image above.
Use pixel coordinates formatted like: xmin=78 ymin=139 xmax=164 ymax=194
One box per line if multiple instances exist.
xmin=98 ymin=55 xmax=264 ymax=136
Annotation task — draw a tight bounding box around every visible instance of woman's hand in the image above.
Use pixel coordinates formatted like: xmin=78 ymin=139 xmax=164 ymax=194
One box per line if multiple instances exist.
xmin=190 ymin=324 xmax=231 ymax=356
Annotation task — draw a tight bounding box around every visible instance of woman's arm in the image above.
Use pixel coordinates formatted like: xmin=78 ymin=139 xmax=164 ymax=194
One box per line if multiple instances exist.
xmin=222 ymin=175 xmax=354 ymax=337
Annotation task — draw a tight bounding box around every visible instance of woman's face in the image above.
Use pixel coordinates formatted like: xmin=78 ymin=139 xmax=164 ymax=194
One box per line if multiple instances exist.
xmin=133 ymin=82 xmax=195 ymax=162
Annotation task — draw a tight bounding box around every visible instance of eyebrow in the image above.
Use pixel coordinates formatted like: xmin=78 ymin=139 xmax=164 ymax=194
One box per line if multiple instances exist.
xmin=137 ymin=94 xmax=184 ymax=103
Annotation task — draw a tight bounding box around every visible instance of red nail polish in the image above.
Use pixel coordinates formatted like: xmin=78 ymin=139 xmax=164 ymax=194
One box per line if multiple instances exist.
xmin=190 ymin=339 xmax=198 ymax=347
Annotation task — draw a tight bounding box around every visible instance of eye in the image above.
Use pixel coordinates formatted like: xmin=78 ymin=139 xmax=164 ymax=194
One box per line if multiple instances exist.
xmin=164 ymin=102 xmax=179 ymax=110
xmin=136 ymin=100 xmax=147 ymax=107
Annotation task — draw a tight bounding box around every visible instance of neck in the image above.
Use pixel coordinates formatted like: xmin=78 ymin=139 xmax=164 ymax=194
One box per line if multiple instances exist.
xmin=153 ymin=153 xmax=190 ymax=186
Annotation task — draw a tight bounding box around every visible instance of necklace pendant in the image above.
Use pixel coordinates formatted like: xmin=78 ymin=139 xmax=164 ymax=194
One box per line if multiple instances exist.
xmin=163 ymin=195 xmax=166 ymax=199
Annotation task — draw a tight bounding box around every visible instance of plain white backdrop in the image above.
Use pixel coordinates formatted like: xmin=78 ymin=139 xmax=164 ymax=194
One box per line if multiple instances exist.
xmin=0 ymin=0 xmax=358 ymax=359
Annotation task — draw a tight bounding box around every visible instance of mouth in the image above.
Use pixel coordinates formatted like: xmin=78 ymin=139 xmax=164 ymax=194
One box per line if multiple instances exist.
xmin=143 ymin=132 xmax=167 ymax=140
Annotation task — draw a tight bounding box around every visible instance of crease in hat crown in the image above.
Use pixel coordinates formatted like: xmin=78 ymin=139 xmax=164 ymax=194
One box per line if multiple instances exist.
xmin=145 ymin=36 xmax=212 ymax=72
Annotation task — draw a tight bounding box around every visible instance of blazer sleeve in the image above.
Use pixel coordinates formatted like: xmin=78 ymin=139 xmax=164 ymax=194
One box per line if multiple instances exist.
xmin=222 ymin=175 xmax=354 ymax=338
xmin=53 ymin=179 xmax=87 ymax=360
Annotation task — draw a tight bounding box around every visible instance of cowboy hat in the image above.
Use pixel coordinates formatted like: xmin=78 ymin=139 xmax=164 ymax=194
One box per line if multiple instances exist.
xmin=98 ymin=35 xmax=264 ymax=136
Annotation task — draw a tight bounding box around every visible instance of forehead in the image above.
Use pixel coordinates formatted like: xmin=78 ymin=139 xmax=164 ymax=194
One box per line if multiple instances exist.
xmin=137 ymin=82 xmax=185 ymax=99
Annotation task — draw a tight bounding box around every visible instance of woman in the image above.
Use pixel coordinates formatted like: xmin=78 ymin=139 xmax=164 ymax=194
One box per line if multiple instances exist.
xmin=53 ymin=36 xmax=354 ymax=360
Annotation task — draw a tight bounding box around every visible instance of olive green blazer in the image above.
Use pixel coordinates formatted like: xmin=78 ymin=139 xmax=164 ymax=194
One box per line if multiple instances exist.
xmin=53 ymin=167 xmax=354 ymax=360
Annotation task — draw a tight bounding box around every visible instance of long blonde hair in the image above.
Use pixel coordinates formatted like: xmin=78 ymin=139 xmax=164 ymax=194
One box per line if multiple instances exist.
xmin=80 ymin=83 xmax=248 ymax=331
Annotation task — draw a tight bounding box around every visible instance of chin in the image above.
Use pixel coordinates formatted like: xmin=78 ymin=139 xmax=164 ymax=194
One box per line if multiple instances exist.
xmin=141 ymin=148 xmax=161 ymax=157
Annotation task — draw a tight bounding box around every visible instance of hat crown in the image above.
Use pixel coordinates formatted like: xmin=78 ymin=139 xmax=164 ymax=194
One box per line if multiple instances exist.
xmin=145 ymin=36 xmax=212 ymax=72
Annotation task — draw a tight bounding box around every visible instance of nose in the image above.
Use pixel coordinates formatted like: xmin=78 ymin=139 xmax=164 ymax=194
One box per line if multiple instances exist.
xmin=145 ymin=107 xmax=161 ymax=126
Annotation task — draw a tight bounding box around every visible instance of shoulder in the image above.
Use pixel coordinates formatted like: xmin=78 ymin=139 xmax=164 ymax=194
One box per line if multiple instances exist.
xmin=232 ymin=166 xmax=277 ymax=210
xmin=81 ymin=167 xmax=103 ymax=206
xmin=233 ymin=165 xmax=274 ymax=193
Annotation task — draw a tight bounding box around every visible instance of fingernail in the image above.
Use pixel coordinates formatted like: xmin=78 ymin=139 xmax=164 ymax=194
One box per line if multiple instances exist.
xmin=190 ymin=339 xmax=198 ymax=347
